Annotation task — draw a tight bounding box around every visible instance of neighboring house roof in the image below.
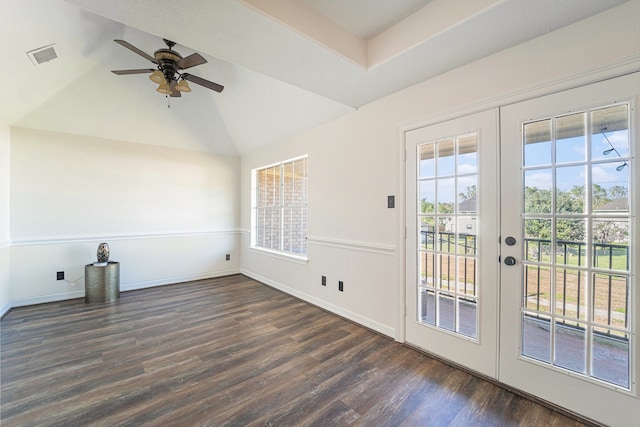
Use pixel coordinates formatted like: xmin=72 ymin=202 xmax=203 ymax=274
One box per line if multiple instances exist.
xmin=594 ymin=197 xmax=629 ymax=212
xmin=458 ymin=198 xmax=477 ymax=213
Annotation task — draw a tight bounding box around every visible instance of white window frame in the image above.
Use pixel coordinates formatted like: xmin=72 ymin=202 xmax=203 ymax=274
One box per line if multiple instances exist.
xmin=251 ymin=155 xmax=308 ymax=262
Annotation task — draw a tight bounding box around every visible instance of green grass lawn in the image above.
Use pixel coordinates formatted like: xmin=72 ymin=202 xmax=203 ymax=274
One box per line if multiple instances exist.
xmin=529 ymin=252 xmax=628 ymax=271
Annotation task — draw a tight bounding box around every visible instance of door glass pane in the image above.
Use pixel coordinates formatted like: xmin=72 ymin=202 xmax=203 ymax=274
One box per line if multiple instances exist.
xmin=524 ymin=265 xmax=551 ymax=314
xmin=458 ymin=135 xmax=478 ymax=173
xmin=524 ymin=119 xmax=552 ymax=167
xmin=554 ymin=321 xmax=586 ymax=373
xmin=556 ymin=166 xmax=586 ymax=214
xmin=458 ymin=176 xmax=477 ymax=212
xmin=592 ymin=162 xmax=629 ymax=212
xmin=457 ymin=219 xmax=477 ymax=255
xmin=555 ymin=269 xmax=587 ymax=321
xmin=591 ymin=104 xmax=630 ymax=160
xmin=419 ymin=181 xmax=435 ymax=213
xmin=524 ymin=218 xmax=551 ymax=261
xmin=524 ymin=169 xmax=552 ymax=214
xmin=438 ymin=293 xmax=455 ymax=332
xmin=523 ymin=314 xmax=551 ymax=363
xmin=437 ymin=178 xmax=455 ymax=213
xmin=555 ymin=220 xmax=586 ymax=257
xmin=457 ymin=257 xmax=476 ymax=296
xmin=458 ymin=298 xmax=477 ymax=339
xmin=593 ymin=274 xmax=628 ymax=329
xmin=437 ymin=139 xmax=455 ymax=176
xmin=593 ymin=220 xmax=629 ymax=271
xmin=592 ymin=326 xmax=630 ymax=388
xmin=419 ymin=144 xmax=436 ymax=178
xmin=519 ymin=103 xmax=632 ymax=388
xmin=420 ymin=217 xmax=436 ymax=250
xmin=416 ymin=133 xmax=480 ymax=339
xmin=419 ymin=289 xmax=436 ymax=325
xmin=438 ymin=218 xmax=456 ymax=253
xmin=556 ymin=113 xmax=586 ymax=163
xmin=420 ymin=251 xmax=435 ymax=287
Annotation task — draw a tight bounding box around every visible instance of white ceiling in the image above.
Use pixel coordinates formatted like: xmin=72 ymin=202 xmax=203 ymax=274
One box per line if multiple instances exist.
xmin=1 ymin=0 xmax=628 ymax=156
xmin=304 ymin=0 xmax=434 ymax=39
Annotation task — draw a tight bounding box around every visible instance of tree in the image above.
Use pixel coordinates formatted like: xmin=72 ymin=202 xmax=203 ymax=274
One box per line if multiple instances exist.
xmin=420 ymin=199 xmax=435 ymax=214
xmin=556 ymin=185 xmax=584 ymax=214
xmin=592 ymin=184 xmax=609 ymax=209
xmin=608 ymin=185 xmax=628 ymax=199
xmin=593 ymin=221 xmax=628 ymax=244
xmin=557 ymin=219 xmax=585 ymax=242
xmin=524 ymin=186 xmax=552 ymax=214
xmin=458 ymin=185 xmax=477 ymax=201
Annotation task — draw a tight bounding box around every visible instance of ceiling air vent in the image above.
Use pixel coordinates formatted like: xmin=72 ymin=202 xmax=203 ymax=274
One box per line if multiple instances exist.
xmin=27 ymin=44 xmax=58 ymax=65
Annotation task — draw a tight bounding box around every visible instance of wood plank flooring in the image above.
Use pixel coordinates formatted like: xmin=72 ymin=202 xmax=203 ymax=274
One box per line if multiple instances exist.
xmin=1 ymin=274 xmax=589 ymax=426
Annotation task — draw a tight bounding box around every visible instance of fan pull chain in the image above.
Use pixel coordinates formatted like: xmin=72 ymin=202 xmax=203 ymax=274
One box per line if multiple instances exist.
xmin=166 ymin=94 xmax=170 ymax=108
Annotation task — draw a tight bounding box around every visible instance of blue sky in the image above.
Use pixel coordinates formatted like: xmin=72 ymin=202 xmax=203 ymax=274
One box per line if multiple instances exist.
xmin=524 ymin=130 xmax=629 ymax=193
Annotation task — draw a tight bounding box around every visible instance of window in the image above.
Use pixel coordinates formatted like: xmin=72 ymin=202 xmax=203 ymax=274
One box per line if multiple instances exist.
xmin=252 ymin=156 xmax=308 ymax=256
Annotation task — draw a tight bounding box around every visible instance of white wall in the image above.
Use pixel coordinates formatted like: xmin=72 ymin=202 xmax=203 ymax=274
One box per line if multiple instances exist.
xmin=9 ymin=128 xmax=241 ymax=306
xmin=240 ymin=1 xmax=640 ymax=337
xmin=0 ymin=122 xmax=10 ymax=316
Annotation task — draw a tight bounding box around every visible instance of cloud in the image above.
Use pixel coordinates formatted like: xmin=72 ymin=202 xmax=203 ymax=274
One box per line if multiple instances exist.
xmin=458 ymin=163 xmax=477 ymax=174
xmin=525 ymin=171 xmax=552 ymax=190
xmin=592 ymin=163 xmax=628 ymax=186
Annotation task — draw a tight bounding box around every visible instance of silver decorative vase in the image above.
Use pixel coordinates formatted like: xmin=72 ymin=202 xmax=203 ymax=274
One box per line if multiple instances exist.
xmin=97 ymin=243 xmax=110 ymax=263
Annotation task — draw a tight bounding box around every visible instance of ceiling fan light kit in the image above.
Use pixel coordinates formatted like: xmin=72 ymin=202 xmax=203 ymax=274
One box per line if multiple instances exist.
xmin=112 ymin=38 xmax=224 ymax=99
xmin=156 ymin=80 xmax=172 ymax=94
xmin=175 ymin=79 xmax=191 ymax=92
xmin=149 ymin=70 xmax=164 ymax=84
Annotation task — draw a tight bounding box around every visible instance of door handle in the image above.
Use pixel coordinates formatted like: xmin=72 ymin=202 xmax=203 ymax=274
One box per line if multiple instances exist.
xmin=504 ymin=256 xmax=517 ymax=266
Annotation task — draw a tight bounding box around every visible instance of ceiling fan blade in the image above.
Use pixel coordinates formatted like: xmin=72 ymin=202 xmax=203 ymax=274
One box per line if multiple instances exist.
xmin=111 ymin=68 xmax=156 ymax=75
xmin=182 ymin=73 xmax=224 ymax=93
xmin=114 ymin=39 xmax=157 ymax=64
xmin=169 ymin=80 xmax=181 ymax=97
xmin=176 ymin=53 xmax=207 ymax=70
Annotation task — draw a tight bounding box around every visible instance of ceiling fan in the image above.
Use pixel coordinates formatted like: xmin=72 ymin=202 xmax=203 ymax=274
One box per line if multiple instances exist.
xmin=111 ymin=38 xmax=224 ymax=97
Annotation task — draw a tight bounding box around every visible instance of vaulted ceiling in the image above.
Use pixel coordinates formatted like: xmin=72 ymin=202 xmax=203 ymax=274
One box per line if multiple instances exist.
xmin=2 ymin=0 xmax=627 ymax=156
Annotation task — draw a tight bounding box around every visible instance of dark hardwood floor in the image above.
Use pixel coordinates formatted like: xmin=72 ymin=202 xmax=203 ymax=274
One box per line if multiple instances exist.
xmin=1 ymin=274 xmax=588 ymax=426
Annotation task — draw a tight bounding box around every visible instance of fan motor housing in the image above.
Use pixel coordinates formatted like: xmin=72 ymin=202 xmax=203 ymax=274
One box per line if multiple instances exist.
xmin=154 ymin=48 xmax=182 ymax=63
xmin=154 ymin=49 xmax=182 ymax=82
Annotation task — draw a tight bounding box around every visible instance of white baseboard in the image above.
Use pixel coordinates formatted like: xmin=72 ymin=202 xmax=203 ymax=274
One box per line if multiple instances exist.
xmin=240 ymin=268 xmax=395 ymax=338
xmin=121 ymin=269 xmax=241 ymax=292
xmin=1 ymin=269 xmax=242 ymax=316
xmin=8 ymin=290 xmax=85 ymax=310
xmin=1 ymin=302 xmax=13 ymax=318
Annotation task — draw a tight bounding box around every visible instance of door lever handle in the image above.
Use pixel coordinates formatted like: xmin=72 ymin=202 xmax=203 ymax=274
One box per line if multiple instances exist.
xmin=504 ymin=256 xmax=517 ymax=266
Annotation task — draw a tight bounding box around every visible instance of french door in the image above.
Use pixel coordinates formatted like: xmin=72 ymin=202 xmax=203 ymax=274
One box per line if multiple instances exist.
xmin=499 ymin=73 xmax=639 ymax=425
xmin=405 ymin=109 xmax=499 ymax=377
xmin=405 ymin=72 xmax=639 ymax=425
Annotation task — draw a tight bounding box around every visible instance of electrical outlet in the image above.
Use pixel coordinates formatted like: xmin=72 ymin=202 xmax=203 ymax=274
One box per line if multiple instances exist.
xmin=57 ymin=271 xmax=64 ymax=281
xmin=338 ymin=280 xmax=344 ymax=292
xmin=322 ymin=276 xmax=326 ymax=286
xmin=225 ymin=254 xmax=231 ymax=261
